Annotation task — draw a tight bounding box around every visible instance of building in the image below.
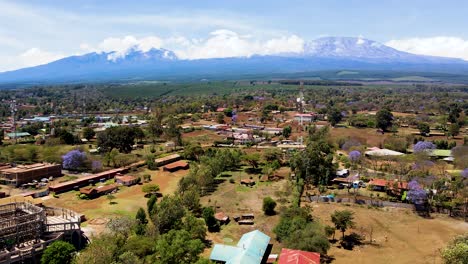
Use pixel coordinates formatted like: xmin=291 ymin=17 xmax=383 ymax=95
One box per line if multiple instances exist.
xmin=294 ymin=113 xmax=316 ymax=123
xmin=368 ymin=178 xmax=408 ymax=193
xmin=5 ymin=132 xmax=31 ymax=140
xmin=48 ymin=161 xmax=144 ymax=193
xmin=0 ymin=202 xmax=81 ymax=264
xmin=0 ymin=163 xmax=62 ymax=187
xmin=210 ymin=230 xmax=270 ymax=264
xmin=163 ymin=161 xmax=189 ymax=172
xmin=278 ymin=248 xmax=320 ymax=264
xmin=364 ymin=147 xmax=405 ymax=157
xmin=79 ymin=183 xmax=119 ymax=198
xmin=115 ymin=175 xmax=138 ymax=186
xmin=214 ymin=212 xmax=230 ymax=224
xmin=155 ymin=154 xmax=181 ymax=167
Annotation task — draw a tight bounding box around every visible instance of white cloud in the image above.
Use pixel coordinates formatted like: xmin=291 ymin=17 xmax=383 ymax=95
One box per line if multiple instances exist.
xmin=19 ymin=48 xmax=65 ymax=67
xmin=386 ymin=37 xmax=468 ymax=60
xmin=80 ymin=30 xmax=305 ymax=61
xmin=172 ymin=30 xmax=304 ymax=59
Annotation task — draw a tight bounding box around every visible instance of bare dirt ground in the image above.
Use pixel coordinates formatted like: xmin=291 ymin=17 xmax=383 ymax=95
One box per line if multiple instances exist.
xmin=201 ymin=176 xmax=467 ymax=264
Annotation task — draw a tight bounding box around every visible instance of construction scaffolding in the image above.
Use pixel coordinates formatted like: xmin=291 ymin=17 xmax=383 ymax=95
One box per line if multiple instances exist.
xmin=0 ymin=202 xmax=81 ymax=264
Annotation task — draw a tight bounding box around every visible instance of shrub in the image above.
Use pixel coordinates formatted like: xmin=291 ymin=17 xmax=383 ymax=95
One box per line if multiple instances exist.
xmin=262 ymin=196 xmax=277 ymax=215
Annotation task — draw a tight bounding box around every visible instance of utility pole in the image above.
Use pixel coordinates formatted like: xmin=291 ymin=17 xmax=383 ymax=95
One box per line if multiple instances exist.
xmin=10 ymin=99 xmax=17 ymax=144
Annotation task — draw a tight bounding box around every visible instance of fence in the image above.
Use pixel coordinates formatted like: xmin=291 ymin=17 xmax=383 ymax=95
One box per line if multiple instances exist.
xmin=308 ymin=195 xmax=414 ymax=209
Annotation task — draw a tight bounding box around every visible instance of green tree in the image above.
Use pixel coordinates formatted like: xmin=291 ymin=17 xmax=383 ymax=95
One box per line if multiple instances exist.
xmin=441 ymin=233 xmax=468 ymax=264
xmin=376 ymin=108 xmax=394 ymax=131
xmin=82 ymin=127 xmax=95 ymax=140
xmin=147 ymin=195 xmax=158 ymax=215
xmin=244 ymin=153 xmax=261 ymax=168
xmin=216 ymin=113 xmax=225 ymax=124
xmin=107 ymin=194 xmax=116 ymax=204
xmin=325 ymin=225 xmax=336 ymax=240
xmin=290 ymin=127 xmax=335 ymax=187
xmin=135 ymin=207 xmax=147 ymax=224
xmin=40 ymin=241 xmax=75 ymax=264
xmin=154 ymin=229 xmax=205 ymax=264
xmin=202 ymin=207 xmax=220 ymax=232
xmin=148 ymin=113 xmax=164 ymax=142
xmin=328 ymin=107 xmax=343 ymax=126
xmin=184 ymin=142 xmax=205 ymax=161
xmin=331 ymin=210 xmax=356 ymax=239
xmin=417 ymin=122 xmax=430 ymax=136
xmin=262 ymin=196 xmax=277 ymax=215
xmin=282 ymin=125 xmax=292 ymax=139
xmin=152 ymin=195 xmax=186 ymax=234
xmin=97 ymin=126 xmax=138 ymax=153
xmin=142 ymin=184 xmax=160 ymax=195
xmin=284 ymin=222 xmax=331 ymax=255
xmin=183 ymin=213 xmax=207 ymax=241
xmin=448 ymin=123 xmax=460 ymax=137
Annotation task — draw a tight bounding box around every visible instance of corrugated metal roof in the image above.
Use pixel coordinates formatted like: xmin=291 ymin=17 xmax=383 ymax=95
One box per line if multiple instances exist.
xmin=210 ymin=230 xmax=270 ymax=264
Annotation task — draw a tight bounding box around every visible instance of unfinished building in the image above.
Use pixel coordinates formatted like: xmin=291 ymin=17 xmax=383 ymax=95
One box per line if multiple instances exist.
xmin=0 ymin=202 xmax=82 ymax=264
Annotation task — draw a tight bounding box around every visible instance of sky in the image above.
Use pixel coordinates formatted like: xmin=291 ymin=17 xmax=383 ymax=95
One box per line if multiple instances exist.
xmin=1 ymin=0 xmax=468 ymax=71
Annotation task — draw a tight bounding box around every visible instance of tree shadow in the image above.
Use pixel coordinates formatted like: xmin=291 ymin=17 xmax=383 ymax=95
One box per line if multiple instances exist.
xmin=340 ymin=232 xmax=364 ymax=250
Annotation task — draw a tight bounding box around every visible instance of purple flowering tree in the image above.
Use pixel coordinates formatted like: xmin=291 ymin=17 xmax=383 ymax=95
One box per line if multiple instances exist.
xmin=407 ymin=180 xmax=427 ymax=203
xmin=62 ymin=150 xmax=87 ymax=171
xmin=91 ymin=160 xmax=103 ymax=172
xmin=349 ymin=150 xmax=361 ymax=163
xmin=413 ymin=141 xmax=436 ymax=153
xmin=461 ymin=168 xmax=468 ymax=179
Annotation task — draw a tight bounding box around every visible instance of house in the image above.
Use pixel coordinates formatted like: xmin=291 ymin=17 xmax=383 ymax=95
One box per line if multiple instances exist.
xmin=163 ymin=161 xmax=189 ymax=172
xmin=5 ymin=132 xmax=32 ymax=140
xmin=278 ymin=248 xmax=320 ymax=264
xmin=80 ymin=183 xmax=119 ymax=198
xmin=214 ymin=212 xmax=230 ymax=224
xmin=115 ymin=175 xmax=138 ymax=186
xmin=294 ymin=113 xmax=316 ymax=123
xmin=365 ymin=147 xmax=405 ymax=157
xmin=368 ymin=178 xmax=408 ymax=193
xmin=210 ymin=230 xmax=270 ymax=264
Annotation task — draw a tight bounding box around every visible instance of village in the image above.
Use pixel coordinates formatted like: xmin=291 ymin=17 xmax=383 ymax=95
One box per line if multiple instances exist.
xmin=0 ymin=82 xmax=467 ymax=264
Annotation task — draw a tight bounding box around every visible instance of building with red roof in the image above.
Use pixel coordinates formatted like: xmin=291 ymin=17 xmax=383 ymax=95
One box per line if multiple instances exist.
xmin=278 ymin=248 xmax=320 ymax=264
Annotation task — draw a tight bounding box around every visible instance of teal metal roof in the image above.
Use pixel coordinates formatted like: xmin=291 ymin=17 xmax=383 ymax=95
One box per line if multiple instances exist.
xmin=210 ymin=245 xmax=241 ymax=262
xmin=210 ymin=230 xmax=270 ymax=264
xmin=6 ymin=132 xmax=31 ymax=138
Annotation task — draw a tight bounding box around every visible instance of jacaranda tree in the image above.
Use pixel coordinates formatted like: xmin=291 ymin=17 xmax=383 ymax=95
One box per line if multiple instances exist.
xmin=62 ymin=150 xmax=87 ymax=171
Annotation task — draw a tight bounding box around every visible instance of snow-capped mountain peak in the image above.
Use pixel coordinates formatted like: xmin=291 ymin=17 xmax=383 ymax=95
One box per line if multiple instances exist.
xmin=302 ymin=36 xmax=410 ymax=59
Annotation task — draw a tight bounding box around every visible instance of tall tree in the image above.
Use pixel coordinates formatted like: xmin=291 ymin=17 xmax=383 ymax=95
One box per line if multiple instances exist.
xmin=376 ymin=108 xmax=394 ymax=131
xmin=331 ymin=210 xmax=356 ymax=239
xmin=328 ymin=107 xmax=343 ymax=126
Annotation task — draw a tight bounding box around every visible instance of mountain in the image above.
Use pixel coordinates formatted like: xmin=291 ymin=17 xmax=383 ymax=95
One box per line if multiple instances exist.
xmin=1 ymin=37 xmax=468 ymax=86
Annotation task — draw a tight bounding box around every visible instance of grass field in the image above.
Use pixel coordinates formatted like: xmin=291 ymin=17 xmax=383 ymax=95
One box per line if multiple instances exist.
xmin=41 ymin=167 xmax=188 ymax=236
xmin=200 ymin=175 xmax=468 ymax=264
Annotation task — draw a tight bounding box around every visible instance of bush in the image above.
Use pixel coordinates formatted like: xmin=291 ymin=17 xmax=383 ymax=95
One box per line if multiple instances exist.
xmin=41 ymin=241 xmax=75 ymax=264
xmin=262 ymin=196 xmax=277 ymax=215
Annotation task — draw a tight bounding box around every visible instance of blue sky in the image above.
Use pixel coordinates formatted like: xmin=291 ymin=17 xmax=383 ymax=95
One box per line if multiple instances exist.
xmin=1 ymin=0 xmax=468 ymax=71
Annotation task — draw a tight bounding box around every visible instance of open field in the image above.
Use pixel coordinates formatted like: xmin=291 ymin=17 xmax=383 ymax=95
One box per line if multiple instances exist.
xmin=201 ymin=174 xmax=468 ymax=264
xmin=40 ymin=167 xmax=188 ymax=235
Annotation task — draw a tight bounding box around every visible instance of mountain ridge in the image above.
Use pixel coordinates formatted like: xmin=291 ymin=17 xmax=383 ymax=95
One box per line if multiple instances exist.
xmin=1 ymin=36 xmax=467 ymax=85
